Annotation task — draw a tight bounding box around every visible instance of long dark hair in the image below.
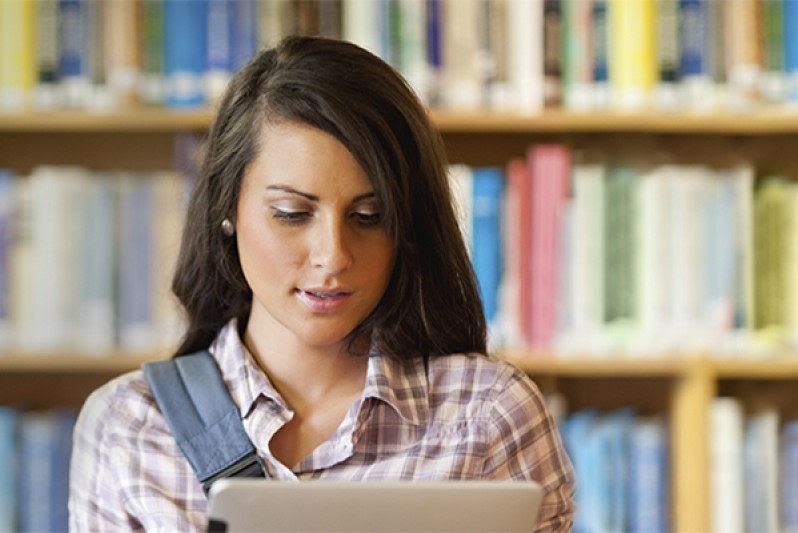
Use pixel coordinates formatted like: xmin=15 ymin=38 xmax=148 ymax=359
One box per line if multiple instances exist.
xmin=172 ymin=35 xmax=486 ymax=359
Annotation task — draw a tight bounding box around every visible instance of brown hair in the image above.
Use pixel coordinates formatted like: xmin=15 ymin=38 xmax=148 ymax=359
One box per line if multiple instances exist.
xmin=172 ymin=35 xmax=486 ymax=359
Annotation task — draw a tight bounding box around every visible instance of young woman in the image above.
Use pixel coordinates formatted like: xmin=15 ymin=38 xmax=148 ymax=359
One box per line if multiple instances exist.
xmin=69 ymin=36 xmax=575 ymax=532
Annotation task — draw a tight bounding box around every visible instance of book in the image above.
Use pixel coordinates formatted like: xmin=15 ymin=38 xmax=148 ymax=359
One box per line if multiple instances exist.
xmin=0 ymin=170 xmax=14 ymax=349
xmin=759 ymin=0 xmax=785 ymax=105
xmin=507 ymin=0 xmax=544 ymax=113
xmin=139 ymin=0 xmax=166 ymax=105
xmin=561 ymin=0 xmax=593 ymax=110
xmin=164 ymin=0 xmax=207 ymax=108
xmin=724 ymin=0 xmax=761 ymax=111
xmin=470 ymin=167 xmax=505 ymax=333
xmin=785 ymin=0 xmax=798 ymax=105
xmin=26 ymin=166 xmax=87 ymax=352
xmin=608 ymin=0 xmax=655 ymax=111
xmin=528 ymin=144 xmax=570 ymax=350
xmin=710 ymin=396 xmax=745 ymax=532
xmin=497 ymin=157 xmax=530 ymax=349
xmin=104 ymin=0 xmax=140 ymax=107
xmin=603 ymin=165 xmax=637 ymax=349
xmin=448 ymin=164 xmax=473 ymax=251
xmin=205 ymin=0 xmax=233 ymax=103
xmin=564 ymin=156 xmax=605 ymax=354
xmin=744 ymin=407 xmax=780 ymax=533
xmin=542 ymin=0 xmax=562 ymax=108
xmin=752 ymin=177 xmax=791 ymax=346
xmin=678 ymin=0 xmax=716 ymax=111
xmin=151 ymin=171 xmax=186 ymax=350
xmin=781 ymin=420 xmax=798 ymax=531
xmin=627 ymin=416 xmax=669 ymax=533
xmin=230 ymin=0 xmax=258 ymax=71
xmin=34 ymin=0 xmax=62 ymax=110
xmin=0 ymin=0 xmax=35 ymax=110
xmin=654 ymin=0 xmax=680 ymax=111
xmin=257 ymin=0 xmax=296 ymax=49
xmin=117 ymin=174 xmax=156 ymax=353
xmin=396 ymin=0 xmax=430 ymax=103
xmin=440 ymin=0 xmax=483 ymax=109
xmin=18 ymin=410 xmax=76 ymax=533
xmin=58 ymin=0 xmax=94 ymax=108
xmin=0 ymin=407 xmax=17 ymax=532
xmin=74 ymin=174 xmax=117 ymax=354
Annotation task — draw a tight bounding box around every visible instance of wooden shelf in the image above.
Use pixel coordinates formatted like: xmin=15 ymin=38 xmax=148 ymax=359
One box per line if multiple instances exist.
xmin=4 ymin=107 xmax=798 ymax=134
xmin=0 ymin=353 xmax=164 ymax=373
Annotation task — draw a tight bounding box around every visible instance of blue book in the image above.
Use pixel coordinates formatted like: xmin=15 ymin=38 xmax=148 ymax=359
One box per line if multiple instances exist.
xmin=164 ymin=0 xmax=207 ymax=108
xmin=51 ymin=411 xmax=77 ymax=532
xmin=628 ymin=417 xmax=669 ymax=533
xmin=785 ymin=0 xmax=798 ymax=102
xmin=678 ymin=0 xmax=708 ymax=79
xmin=471 ymin=167 xmax=504 ymax=326
xmin=18 ymin=412 xmax=58 ymax=533
xmin=117 ymin=176 xmax=155 ymax=352
xmin=560 ymin=410 xmax=598 ymax=533
xmin=426 ymin=0 xmax=442 ymax=106
xmin=0 ymin=407 xmax=18 ymax=532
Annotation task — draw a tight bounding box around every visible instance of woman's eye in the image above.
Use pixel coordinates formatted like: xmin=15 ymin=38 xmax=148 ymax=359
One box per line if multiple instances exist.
xmin=271 ymin=208 xmax=311 ymax=225
xmin=352 ymin=212 xmax=382 ymax=227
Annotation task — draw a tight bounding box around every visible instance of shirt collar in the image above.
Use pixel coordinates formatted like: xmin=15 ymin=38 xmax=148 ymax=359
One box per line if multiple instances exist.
xmin=362 ymin=345 xmax=429 ymax=426
xmin=210 ymin=319 xmax=430 ymax=425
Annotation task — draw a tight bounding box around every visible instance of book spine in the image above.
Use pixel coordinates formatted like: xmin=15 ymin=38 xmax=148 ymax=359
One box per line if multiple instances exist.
xmin=164 ymin=0 xmax=207 ymax=108
xmin=0 ymin=170 xmax=14 ymax=349
xmin=0 ymin=0 xmax=36 ymax=110
xmin=139 ymin=0 xmax=166 ymax=105
xmin=471 ymin=167 xmax=505 ymax=329
xmin=0 ymin=407 xmax=17 ymax=532
xmin=34 ymin=0 xmax=62 ymax=109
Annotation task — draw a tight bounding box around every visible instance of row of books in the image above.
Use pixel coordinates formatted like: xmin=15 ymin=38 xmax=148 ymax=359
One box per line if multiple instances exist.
xmin=710 ymin=398 xmax=798 ymax=532
xmin=3 ymin=0 xmax=797 ymax=114
xmin=0 ymin=166 xmax=188 ymax=355
xmin=556 ymin=406 xmax=670 ymax=532
xmin=0 ymin=407 xmax=76 ymax=533
xmin=453 ymin=149 xmax=798 ymax=357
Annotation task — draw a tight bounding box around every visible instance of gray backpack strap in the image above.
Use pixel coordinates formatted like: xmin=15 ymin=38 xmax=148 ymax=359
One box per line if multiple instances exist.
xmin=142 ymin=351 xmax=267 ymax=495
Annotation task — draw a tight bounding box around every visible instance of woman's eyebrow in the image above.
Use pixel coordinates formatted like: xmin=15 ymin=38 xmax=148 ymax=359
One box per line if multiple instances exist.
xmin=266 ymin=184 xmax=318 ymax=201
xmin=266 ymin=185 xmax=376 ymax=203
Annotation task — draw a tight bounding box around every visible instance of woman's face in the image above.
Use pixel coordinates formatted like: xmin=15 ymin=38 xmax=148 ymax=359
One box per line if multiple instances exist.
xmin=235 ymin=121 xmax=396 ymax=353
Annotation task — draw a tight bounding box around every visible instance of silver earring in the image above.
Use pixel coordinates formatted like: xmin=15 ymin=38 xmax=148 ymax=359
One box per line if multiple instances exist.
xmin=221 ymin=218 xmax=235 ymax=237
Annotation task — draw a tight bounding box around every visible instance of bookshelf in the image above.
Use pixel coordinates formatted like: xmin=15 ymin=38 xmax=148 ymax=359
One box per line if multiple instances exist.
xmin=3 ymin=108 xmax=798 ymax=531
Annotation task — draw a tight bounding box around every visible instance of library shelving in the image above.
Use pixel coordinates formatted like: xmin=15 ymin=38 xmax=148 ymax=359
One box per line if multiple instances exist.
xmin=3 ymin=108 xmax=798 ymax=532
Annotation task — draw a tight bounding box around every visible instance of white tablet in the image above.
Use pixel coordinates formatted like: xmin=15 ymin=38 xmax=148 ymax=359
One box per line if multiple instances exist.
xmin=207 ymin=478 xmax=543 ymax=532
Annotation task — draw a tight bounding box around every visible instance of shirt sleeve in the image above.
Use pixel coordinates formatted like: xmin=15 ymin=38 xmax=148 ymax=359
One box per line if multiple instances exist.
xmin=480 ymin=367 xmax=576 ymax=533
xmin=69 ymin=380 xmax=143 ymax=532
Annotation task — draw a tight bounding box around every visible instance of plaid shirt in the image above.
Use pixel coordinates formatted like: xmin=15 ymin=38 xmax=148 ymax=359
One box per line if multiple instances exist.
xmin=69 ymin=321 xmax=575 ymax=532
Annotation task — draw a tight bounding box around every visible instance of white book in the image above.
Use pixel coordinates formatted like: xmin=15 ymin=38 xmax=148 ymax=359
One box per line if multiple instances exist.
xmin=669 ymin=165 xmax=712 ymax=351
xmin=74 ymin=174 xmax=117 ymax=355
xmin=744 ymin=407 xmax=780 ymax=533
xmin=448 ymin=164 xmax=473 ymax=255
xmin=710 ymin=397 xmax=745 ymax=533
xmin=507 ymin=0 xmax=544 ymax=113
xmin=26 ymin=166 xmax=87 ymax=352
xmin=440 ymin=0 xmax=483 ymax=109
xmin=342 ymin=0 xmax=382 ymax=57
xmin=397 ymin=0 xmax=430 ymax=103
xmin=636 ymin=164 xmax=674 ymax=355
xmin=567 ymin=160 xmax=605 ymax=354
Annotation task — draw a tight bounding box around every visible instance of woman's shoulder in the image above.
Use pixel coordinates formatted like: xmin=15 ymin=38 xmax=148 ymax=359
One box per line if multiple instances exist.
xmin=425 ymin=352 xmax=539 ymax=400
xmin=76 ymin=367 xmax=158 ymax=433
